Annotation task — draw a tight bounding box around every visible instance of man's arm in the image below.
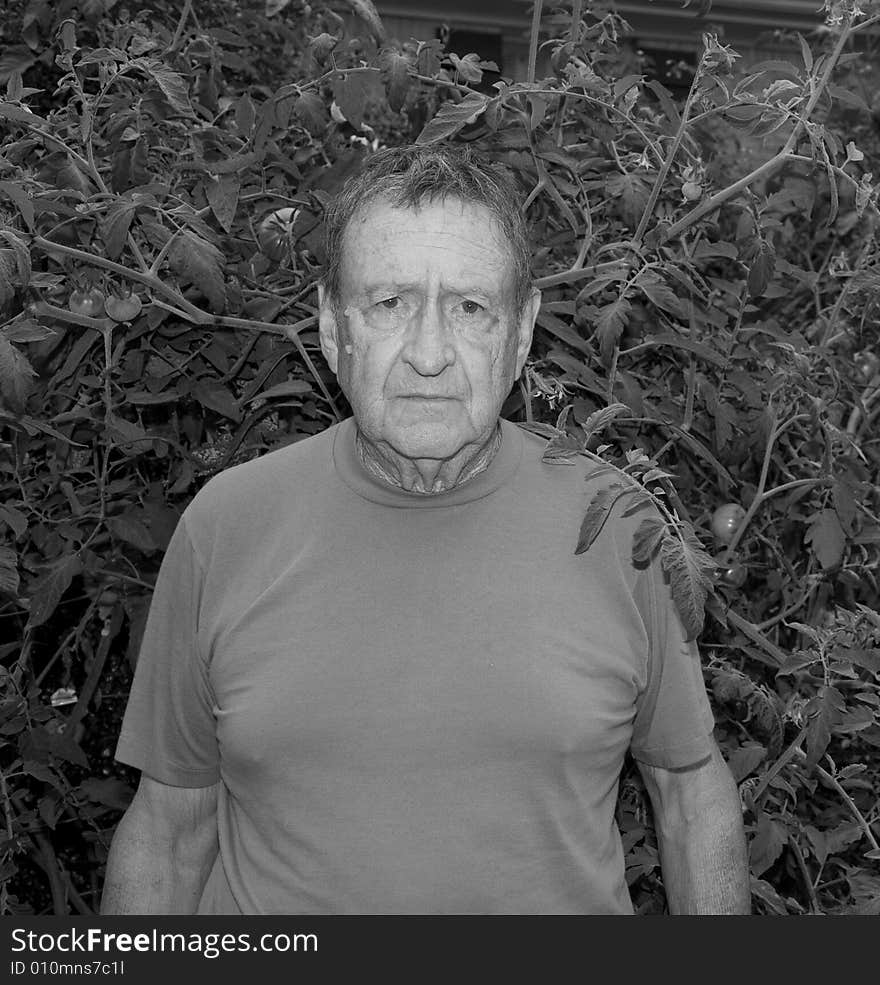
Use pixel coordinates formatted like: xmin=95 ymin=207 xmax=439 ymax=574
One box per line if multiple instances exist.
xmin=101 ymin=775 xmax=219 ymax=914
xmin=637 ymin=737 xmax=751 ymax=914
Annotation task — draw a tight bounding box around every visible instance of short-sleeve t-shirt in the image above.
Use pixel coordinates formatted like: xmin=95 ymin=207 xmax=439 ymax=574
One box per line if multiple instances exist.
xmin=115 ymin=417 xmax=715 ymax=914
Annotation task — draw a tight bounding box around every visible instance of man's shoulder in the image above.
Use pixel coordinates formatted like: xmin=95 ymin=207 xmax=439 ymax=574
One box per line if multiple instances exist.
xmin=186 ymin=422 xmax=341 ymax=522
xmin=508 ymin=420 xmax=660 ymax=549
xmin=509 ymin=420 xmax=640 ymax=497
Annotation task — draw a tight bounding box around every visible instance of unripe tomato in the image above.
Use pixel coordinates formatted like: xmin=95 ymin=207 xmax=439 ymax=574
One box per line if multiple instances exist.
xmin=257 ymin=207 xmax=300 ymax=262
xmin=717 ymin=561 xmax=748 ymax=589
xmin=855 ymin=351 xmax=879 ymax=382
xmin=68 ymin=287 xmax=105 ymax=317
xmin=682 ymin=180 xmax=702 ymax=201
xmin=104 ymin=293 xmax=143 ymax=322
xmin=711 ymin=502 xmax=746 ymax=543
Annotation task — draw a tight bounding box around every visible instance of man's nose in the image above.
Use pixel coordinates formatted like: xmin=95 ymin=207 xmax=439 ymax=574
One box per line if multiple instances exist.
xmin=401 ymin=300 xmax=455 ymax=376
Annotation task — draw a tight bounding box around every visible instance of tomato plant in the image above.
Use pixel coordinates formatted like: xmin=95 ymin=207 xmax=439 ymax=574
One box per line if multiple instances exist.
xmin=1 ymin=0 xmax=878 ymax=917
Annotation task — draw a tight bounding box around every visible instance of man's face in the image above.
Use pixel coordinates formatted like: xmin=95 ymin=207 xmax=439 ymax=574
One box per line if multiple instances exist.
xmin=319 ymin=196 xmax=539 ymax=463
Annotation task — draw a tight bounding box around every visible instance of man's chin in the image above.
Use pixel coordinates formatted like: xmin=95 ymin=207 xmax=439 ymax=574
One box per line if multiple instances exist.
xmin=382 ymin=425 xmax=474 ymax=463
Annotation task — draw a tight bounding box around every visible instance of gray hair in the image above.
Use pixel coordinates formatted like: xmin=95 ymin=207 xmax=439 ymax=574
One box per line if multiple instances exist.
xmin=321 ymin=144 xmax=533 ymax=311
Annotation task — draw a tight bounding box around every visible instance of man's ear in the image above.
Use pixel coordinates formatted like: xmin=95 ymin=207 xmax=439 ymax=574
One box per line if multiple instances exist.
xmin=514 ymin=288 xmax=541 ymax=378
xmin=317 ymin=283 xmax=340 ymax=375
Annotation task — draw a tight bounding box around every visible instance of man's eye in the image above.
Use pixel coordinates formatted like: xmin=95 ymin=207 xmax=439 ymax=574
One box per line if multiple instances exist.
xmin=459 ymin=300 xmax=484 ymax=316
xmin=380 ymin=297 xmax=401 ymax=310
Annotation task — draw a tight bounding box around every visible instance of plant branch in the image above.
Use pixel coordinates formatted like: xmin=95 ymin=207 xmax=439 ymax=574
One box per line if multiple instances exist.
xmin=527 ymin=0 xmax=544 ymax=85
xmin=664 ymin=15 xmax=856 ymax=243
xmin=633 ymin=58 xmax=704 ymax=245
xmin=812 ymin=757 xmax=880 ymax=853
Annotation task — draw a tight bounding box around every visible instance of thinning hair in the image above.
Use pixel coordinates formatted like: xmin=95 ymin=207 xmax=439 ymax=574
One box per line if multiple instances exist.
xmin=322 ymin=144 xmax=533 ymax=311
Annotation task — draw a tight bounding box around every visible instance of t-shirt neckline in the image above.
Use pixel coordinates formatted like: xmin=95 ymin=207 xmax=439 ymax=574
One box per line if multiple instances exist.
xmin=332 ymin=417 xmax=523 ymax=508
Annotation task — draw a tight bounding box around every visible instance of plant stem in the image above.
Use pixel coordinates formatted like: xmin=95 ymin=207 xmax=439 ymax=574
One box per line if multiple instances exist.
xmin=527 ymin=0 xmax=544 ymax=85
xmin=813 ymin=758 xmax=880 ymax=853
xmin=633 ymin=58 xmax=704 ymax=245
xmin=663 ymin=13 xmax=856 ymax=243
xmin=570 ymin=0 xmax=583 ymax=42
xmin=534 ymin=259 xmax=628 ymax=290
xmin=789 ymin=837 xmax=821 ymax=914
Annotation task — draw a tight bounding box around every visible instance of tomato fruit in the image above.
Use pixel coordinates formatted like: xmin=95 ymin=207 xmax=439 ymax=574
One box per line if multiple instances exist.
xmin=257 ymin=207 xmax=300 ymax=261
xmin=68 ymin=287 xmax=105 ymax=317
xmin=711 ymin=502 xmax=746 ymax=543
xmin=717 ymin=562 xmax=748 ymax=589
xmin=104 ymin=293 xmax=143 ymax=322
xmin=682 ymin=180 xmax=702 ymax=201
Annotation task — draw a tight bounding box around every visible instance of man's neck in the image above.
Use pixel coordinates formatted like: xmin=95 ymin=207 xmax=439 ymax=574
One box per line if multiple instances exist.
xmin=355 ymin=425 xmax=503 ymax=495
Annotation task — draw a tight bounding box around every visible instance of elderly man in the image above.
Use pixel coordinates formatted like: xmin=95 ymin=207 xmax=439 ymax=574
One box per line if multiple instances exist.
xmin=102 ymin=145 xmax=749 ymax=915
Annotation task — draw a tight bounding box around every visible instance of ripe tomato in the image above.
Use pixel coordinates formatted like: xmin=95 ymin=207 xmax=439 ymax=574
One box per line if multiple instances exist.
xmin=711 ymin=503 xmax=746 ymax=543
xmin=68 ymin=287 xmax=105 ymax=317
xmin=257 ymin=207 xmax=300 ymax=261
xmin=104 ymin=293 xmax=143 ymax=322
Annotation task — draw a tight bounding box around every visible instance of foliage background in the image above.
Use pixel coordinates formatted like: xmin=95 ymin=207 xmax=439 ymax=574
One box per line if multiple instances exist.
xmin=1 ymin=0 xmax=878 ymax=914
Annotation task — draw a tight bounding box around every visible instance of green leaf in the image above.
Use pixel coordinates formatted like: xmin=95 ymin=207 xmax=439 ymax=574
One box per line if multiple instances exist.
xmin=0 ymin=100 xmax=44 ymax=125
xmin=234 ymin=92 xmax=256 ymax=134
xmin=0 ymin=179 xmax=35 ymax=230
xmin=726 ymin=744 xmax=766 ymax=783
xmin=0 ymin=48 xmax=36 ymax=87
xmin=836 ymin=648 xmax=880 ymax=674
xmin=542 ymin=431 xmax=583 ymax=464
xmin=747 ymin=238 xmax=776 ymax=297
xmin=332 ymin=70 xmax=382 ymax=130
xmin=804 ymin=509 xmax=846 ymax=571
xmin=0 ymin=546 xmax=19 ymax=596
xmin=827 ymin=84 xmax=869 ymax=113
xmin=26 ymin=554 xmax=83 ymax=630
xmin=250 ymin=379 xmax=312 ymax=401
xmin=0 ymin=229 xmax=31 ymax=287
xmin=449 ymin=52 xmax=484 ymax=85
xmin=3 ymin=317 xmax=56 ymax=344
xmin=77 ymin=777 xmax=134 ymax=810
xmin=107 ymin=414 xmax=153 ymax=453
xmin=141 ymin=61 xmax=194 ymax=117
xmin=804 ymin=686 xmax=846 ymax=769
xmin=659 ymin=526 xmax=715 ymax=641
xmin=580 ymin=402 xmax=631 ymax=444
xmin=575 ymin=482 xmax=627 ymax=554
xmin=204 ymin=150 xmax=265 ymax=175
xmin=593 ymin=297 xmax=632 ymax=362
xmin=382 ymin=48 xmax=410 ymax=113
xmin=100 ymin=199 xmax=137 ymax=260
xmin=205 ymin=173 xmax=240 ymax=233
xmin=293 ymin=91 xmax=328 ymax=134
xmin=644 ymin=79 xmax=681 ymax=126
xmin=0 ymin=504 xmax=27 ymax=537
xmin=191 ymin=380 xmax=241 ymax=422
xmin=632 ymin=516 xmax=666 ymax=565
xmin=416 ymin=92 xmax=488 ymax=145
xmin=605 ymin=172 xmax=650 ymax=229
xmin=636 ymin=271 xmax=686 ymax=319
xmin=0 ymin=335 xmax=36 ymax=414
xmin=749 ymin=810 xmax=788 ymax=877
xmin=107 ymin=515 xmax=157 ymax=554
xmin=168 ymin=230 xmax=226 ymax=313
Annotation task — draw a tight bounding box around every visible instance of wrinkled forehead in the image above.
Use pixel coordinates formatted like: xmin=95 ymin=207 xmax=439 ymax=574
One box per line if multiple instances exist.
xmin=338 ymin=195 xmax=516 ymax=291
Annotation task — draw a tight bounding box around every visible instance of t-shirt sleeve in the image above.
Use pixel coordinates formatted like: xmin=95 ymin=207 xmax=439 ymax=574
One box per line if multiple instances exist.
xmin=629 ymin=548 xmax=716 ymax=769
xmin=114 ymin=512 xmax=220 ymax=787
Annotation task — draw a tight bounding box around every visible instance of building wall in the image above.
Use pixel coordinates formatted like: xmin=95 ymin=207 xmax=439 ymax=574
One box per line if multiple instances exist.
xmin=364 ymin=0 xmax=828 ymax=79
